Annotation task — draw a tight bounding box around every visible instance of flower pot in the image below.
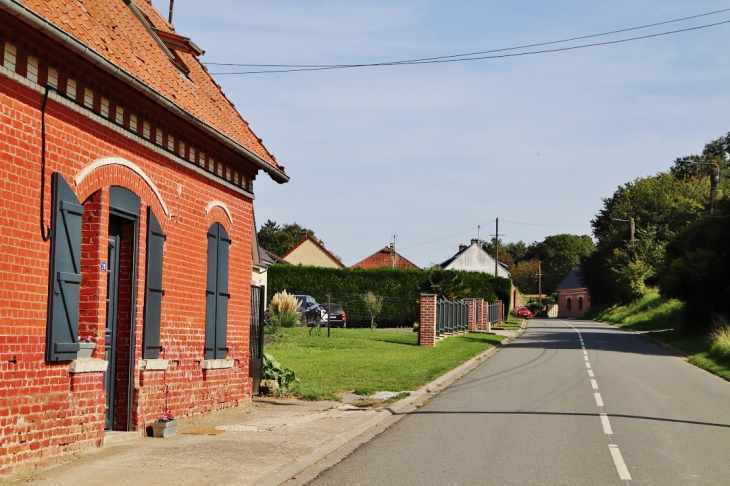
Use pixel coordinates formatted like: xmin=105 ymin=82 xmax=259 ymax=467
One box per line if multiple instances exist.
xmin=151 ymin=419 xmax=178 ymax=438
xmin=77 ymin=342 xmax=96 ymax=359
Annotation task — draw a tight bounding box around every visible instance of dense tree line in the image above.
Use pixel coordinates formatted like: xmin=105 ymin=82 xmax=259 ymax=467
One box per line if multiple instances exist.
xmin=583 ymin=131 xmax=730 ymax=329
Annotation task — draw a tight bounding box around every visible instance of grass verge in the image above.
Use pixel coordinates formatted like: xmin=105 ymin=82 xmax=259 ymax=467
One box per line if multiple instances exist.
xmin=590 ymin=290 xmax=730 ymax=381
xmin=265 ymin=327 xmax=506 ymax=400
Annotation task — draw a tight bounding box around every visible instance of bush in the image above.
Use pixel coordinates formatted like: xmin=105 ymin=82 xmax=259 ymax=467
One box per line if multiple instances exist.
xmin=266 ymin=265 xmax=512 ymax=327
xmin=266 ymin=290 xmax=301 ymax=334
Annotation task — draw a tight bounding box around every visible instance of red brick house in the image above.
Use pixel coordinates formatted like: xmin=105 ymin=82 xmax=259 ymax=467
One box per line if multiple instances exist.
xmin=351 ymin=244 xmax=419 ymax=270
xmin=557 ymin=269 xmax=591 ymax=318
xmin=0 ymin=0 xmax=287 ymax=475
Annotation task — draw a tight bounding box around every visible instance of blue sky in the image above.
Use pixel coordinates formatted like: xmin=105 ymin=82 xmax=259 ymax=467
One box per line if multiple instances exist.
xmin=152 ymin=0 xmax=730 ymax=267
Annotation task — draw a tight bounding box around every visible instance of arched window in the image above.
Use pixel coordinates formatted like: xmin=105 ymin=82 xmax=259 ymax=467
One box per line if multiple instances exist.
xmin=578 ymin=296 xmax=584 ymax=311
xmin=205 ymin=223 xmax=230 ymax=359
xmin=567 ymin=297 xmax=572 ymax=311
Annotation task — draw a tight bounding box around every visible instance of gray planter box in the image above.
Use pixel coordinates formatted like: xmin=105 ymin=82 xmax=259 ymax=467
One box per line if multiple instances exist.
xmin=151 ymin=419 xmax=178 ymax=438
xmin=77 ymin=342 xmax=96 ymax=359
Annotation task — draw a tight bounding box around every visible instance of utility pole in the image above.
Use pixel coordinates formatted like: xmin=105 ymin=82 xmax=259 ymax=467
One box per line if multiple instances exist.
xmin=494 ymin=218 xmax=499 ymax=277
xmin=538 ymin=260 xmax=543 ymax=314
xmin=611 ymin=218 xmax=635 ymax=244
xmin=168 ymin=0 xmax=175 ymax=23
xmin=711 ymin=164 xmax=720 ymax=214
xmin=391 ymin=234 xmax=397 ymax=268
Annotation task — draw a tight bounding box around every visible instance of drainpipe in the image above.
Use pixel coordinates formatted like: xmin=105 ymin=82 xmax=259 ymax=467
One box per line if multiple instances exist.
xmin=0 ymin=0 xmax=289 ymax=184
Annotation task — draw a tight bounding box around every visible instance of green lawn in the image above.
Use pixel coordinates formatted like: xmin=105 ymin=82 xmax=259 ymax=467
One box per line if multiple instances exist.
xmin=590 ymin=290 xmax=730 ymax=381
xmin=265 ymin=328 xmax=506 ymax=400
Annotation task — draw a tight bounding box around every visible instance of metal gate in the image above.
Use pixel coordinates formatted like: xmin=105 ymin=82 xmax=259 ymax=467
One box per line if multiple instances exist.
xmin=249 ymin=285 xmax=265 ymax=395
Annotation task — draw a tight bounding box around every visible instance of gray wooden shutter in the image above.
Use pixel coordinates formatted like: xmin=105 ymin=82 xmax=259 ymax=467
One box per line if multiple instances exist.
xmin=204 ymin=225 xmax=219 ymax=359
xmin=215 ymin=226 xmax=230 ymax=359
xmin=204 ymin=223 xmax=231 ymax=359
xmin=143 ymin=208 xmax=165 ymax=359
xmin=46 ymin=173 xmax=83 ymax=362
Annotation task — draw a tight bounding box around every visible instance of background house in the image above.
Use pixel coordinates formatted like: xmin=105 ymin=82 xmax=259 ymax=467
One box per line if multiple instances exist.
xmin=282 ymin=230 xmax=346 ymax=268
xmin=557 ymin=269 xmax=591 ymax=318
xmin=0 ymin=0 xmax=286 ymax=475
xmin=440 ymin=239 xmax=511 ymax=278
xmin=351 ymin=244 xmax=419 ymax=269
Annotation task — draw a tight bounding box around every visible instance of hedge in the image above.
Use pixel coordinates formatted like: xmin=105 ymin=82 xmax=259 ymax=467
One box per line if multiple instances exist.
xmin=266 ymin=265 xmax=512 ymax=328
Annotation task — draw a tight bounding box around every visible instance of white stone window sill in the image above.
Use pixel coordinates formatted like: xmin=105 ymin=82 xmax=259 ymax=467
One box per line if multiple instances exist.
xmin=201 ymin=359 xmax=234 ymax=370
xmin=139 ymin=359 xmax=169 ymax=371
xmin=69 ymin=359 xmax=109 ymax=373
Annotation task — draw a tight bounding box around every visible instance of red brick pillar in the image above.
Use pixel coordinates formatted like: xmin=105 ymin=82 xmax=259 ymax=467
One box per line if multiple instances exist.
xmin=466 ymin=299 xmax=476 ymax=332
xmin=496 ymin=300 xmax=503 ymax=325
xmin=419 ymin=294 xmax=437 ymax=347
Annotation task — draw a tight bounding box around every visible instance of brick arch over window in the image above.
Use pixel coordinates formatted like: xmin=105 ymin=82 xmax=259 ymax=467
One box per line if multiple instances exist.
xmin=205 ymin=202 xmax=233 ymax=231
xmin=74 ymin=157 xmax=170 ymax=225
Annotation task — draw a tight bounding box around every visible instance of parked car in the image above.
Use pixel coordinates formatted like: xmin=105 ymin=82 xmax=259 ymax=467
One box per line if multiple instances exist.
xmin=514 ymin=307 xmax=533 ymax=318
xmin=294 ymin=295 xmax=328 ymax=326
xmin=324 ymin=303 xmax=347 ymax=328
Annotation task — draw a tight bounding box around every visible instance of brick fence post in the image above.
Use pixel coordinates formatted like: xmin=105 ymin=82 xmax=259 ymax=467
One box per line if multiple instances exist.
xmin=466 ymin=299 xmax=476 ymax=332
xmin=419 ymin=294 xmax=437 ymax=347
xmin=496 ymin=300 xmax=503 ymax=325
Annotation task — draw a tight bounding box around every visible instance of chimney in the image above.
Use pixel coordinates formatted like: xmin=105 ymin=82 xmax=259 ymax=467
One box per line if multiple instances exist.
xmin=471 ymin=239 xmax=479 ymax=245
xmin=300 ymin=229 xmax=308 ymax=242
xmin=459 ymin=244 xmax=467 ymax=252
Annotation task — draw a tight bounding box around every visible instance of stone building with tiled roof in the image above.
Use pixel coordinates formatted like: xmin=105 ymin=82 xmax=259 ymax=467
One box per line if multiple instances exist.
xmin=0 ymin=0 xmax=287 ymax=474
xmin=283 ymin=230 xmax=346 ymax=269
xmin=351 ymin=244 xmax=420 ymax=270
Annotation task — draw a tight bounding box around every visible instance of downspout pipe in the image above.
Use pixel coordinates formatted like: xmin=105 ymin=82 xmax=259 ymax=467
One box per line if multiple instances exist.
xmin=0 ymin=0 xmax=289 ymax=184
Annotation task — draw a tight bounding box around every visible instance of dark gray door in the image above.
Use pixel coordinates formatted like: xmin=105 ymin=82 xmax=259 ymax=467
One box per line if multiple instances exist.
xmin=249 ymin=285 xmax=265 ymax=394
xmin=103 ymin=216 xmax=123 ymax=430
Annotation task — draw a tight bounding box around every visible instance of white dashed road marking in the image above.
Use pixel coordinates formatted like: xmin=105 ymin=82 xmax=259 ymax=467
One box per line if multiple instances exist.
xmin=591 ymin=379 xmax=599 ymax=390
xmin=609 ymin=445 xmax=632 ymax=480
xmin=594 ymin=393 xmax=604 ymax=407
xmin=588 ymin=370 xmax=595 ymax=377
xmin=586 ymin=362 xmax=591 ymax=369
xmin=600 ymin=413 xmax=613 ymax=434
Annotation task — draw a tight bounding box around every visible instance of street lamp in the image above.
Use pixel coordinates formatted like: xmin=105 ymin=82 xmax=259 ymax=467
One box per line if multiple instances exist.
xmin=611 ymin=218 xmax=635 ymax=243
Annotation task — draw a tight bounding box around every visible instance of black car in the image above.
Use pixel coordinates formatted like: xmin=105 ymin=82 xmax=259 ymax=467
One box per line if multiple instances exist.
xmin=294 ymin=295 xmax=327 ymax=326
xmin=324 ymin=303 xmax=347 ymax=328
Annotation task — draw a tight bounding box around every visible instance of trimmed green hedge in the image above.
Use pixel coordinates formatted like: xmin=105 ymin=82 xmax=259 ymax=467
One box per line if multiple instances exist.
xmin=266 ymin=265 xmax=512 ymax=328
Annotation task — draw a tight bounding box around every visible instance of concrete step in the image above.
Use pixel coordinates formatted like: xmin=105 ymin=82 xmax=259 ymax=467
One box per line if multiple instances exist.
xmin=103 ymin=431 xmax=142 ymax=446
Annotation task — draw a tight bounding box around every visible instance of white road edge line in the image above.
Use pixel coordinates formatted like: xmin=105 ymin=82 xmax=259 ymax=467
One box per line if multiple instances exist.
xmin=588 ymin=370 xmax=595 ymax=377
xmin=594 ymin=392 xmax=604 ymax=407
xmin=609 ymin=444 xmax=632 ymax=480
xmin=591 ymin=379 xmax=598 ymax=390
xmin=600 ymin=413 xmax=613 ymax=434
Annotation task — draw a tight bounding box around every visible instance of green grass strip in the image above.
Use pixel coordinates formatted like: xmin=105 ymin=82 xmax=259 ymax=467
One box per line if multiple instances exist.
xmin=266 ymin=328 xmax=505 ymax=400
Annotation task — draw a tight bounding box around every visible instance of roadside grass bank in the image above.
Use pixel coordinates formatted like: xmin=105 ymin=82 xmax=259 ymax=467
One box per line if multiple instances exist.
xmin=498 ymin=314 xmax=523 ymax=330
xmin=589 ymin=290 xmax=730 ymax=381
xmin=265 ymin=327 xmax=506 ymax=400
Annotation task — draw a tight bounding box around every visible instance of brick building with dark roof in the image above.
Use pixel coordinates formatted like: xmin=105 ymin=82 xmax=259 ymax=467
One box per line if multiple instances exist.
xmin=557 ymin=268 xmax=591 ymax=318
xmin=0 ymin=0 xmax=287 ymax=474
xmin=351 ymin=244 xmax=420 ymax=270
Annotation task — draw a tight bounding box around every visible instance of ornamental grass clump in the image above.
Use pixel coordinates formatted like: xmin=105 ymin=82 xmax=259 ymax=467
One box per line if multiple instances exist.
xmin=267 ymin=290 xmax=300 ymax=335
xmin=709 ymin=316 xmax=730 ymax=358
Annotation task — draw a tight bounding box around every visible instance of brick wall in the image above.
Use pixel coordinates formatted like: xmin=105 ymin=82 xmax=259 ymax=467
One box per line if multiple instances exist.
xmin=558 ymin=289 xmax=591 ymax=318
xmin=0 ymin=22 xmax=261 ymax=475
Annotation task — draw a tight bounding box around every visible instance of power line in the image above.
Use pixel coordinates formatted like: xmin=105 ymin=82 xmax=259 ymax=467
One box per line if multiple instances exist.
xmin=208 ymin=16 xmax=730 ymax=75
xmin=207 ymin=8 xmax=730 ymax=69
xmin=501 ymin=220 xmax=591 ymax=227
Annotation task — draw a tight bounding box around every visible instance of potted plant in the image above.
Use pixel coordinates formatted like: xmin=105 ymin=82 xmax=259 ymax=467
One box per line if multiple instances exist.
xmin=77 ymin=333 xmax=96 ymax=359
xmin=150 ymin=411 xmax=178 ymax=438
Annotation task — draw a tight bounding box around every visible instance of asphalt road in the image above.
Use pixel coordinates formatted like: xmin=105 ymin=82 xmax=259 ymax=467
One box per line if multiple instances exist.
xmin=309 ymin=319 xmax=730 ymax=485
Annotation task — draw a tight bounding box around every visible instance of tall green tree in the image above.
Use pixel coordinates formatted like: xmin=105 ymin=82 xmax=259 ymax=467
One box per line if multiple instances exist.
xmin=257 ymin=220 xmax=323 ymax=258
xmin=524 ymin=234 xmax=595 ymax=294
xmin=583 ymin=171 xmax=708 ymax=304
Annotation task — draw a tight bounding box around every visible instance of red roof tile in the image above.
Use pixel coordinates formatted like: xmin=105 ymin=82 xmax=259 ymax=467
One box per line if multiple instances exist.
xmin=15 ymin=0 xmax=284 ymax=180
xmin=351 ymin=246 xmax=419 ymax=270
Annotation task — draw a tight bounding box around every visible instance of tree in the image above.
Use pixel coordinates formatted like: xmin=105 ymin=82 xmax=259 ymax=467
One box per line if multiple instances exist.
xmin=361 ymin=292 xmax=384 ymax=330
xmin=511 ymin=259 xmax=541 ymax=294
xmin=660 ymin=198 xmax=730 ymax=330
xmin=583 ymin=171 xmax=708 ymax=304
xmin=257 ymin=220 xmax=323 ymax=258
xmin=524 ymin=234 xmax=595 ymax=294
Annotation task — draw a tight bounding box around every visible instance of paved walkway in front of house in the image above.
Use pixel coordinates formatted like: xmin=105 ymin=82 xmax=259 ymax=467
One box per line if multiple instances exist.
xmin=1 ymin=326 xmax=525 ymax=486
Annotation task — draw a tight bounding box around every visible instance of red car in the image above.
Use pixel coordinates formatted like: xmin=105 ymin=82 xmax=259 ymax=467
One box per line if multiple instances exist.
xmin=514 ymin=307 xmax=533 ymax=318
